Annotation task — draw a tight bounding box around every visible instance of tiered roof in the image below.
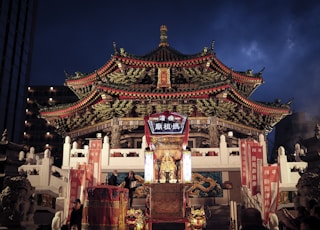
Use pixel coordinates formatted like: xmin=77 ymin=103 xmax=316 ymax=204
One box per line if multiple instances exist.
xmin=40 ymin=25 xmax=291 ymax=138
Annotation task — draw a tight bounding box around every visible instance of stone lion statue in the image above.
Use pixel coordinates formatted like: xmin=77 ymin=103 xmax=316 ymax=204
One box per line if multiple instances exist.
xmin=0 ymin=176 xmax=34 ymax=228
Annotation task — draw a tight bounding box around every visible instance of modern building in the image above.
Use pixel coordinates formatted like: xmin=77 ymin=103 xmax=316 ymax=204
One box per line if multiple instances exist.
xmin=272 ymin=111 xmax=320 ymax=162
xmin=24 ymin=85 xmax=78 ymax=166
xmin=0 ymin=0 xmax=38 ymax=142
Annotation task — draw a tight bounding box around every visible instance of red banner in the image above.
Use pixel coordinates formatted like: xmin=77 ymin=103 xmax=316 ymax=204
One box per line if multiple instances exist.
xmin=68 ymin=168 xmax=85 ymax=223
xmin=240 ymin=139 xmax=260 ymax=188
xmin=88 ymin=139 xmax=102 ymax=185
xmin=250 ymin=145 xmax=263 ymax=195
xmin=67 ymin=139 xmax=103 ymax=223
xmin=240 ymin=139 xmax=248 ymax=186
xmin=262 ymin=165 xmax=280 ymax=223
xmin=79 ymin=163 xmax=94 ymax=188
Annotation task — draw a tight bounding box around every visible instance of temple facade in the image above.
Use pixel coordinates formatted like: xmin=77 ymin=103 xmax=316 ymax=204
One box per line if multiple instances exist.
xmin=17 ymin=26 xmax=296 ymax=228
xmin=39 ymin=25 xmax=290 ymax=156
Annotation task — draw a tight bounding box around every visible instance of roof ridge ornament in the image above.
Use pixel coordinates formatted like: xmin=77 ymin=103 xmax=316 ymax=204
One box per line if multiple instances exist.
xmin=211 ymin=40 xmax=215 ymax=51
xmin=113 ymin=42 xmax=119 ymax=55
xmin=159 ymin=25 xmax=169 ymax=47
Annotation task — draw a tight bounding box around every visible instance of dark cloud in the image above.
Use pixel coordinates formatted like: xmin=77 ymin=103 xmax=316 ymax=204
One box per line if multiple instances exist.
xmin=31 ymin=0 xmax=320 ymax=115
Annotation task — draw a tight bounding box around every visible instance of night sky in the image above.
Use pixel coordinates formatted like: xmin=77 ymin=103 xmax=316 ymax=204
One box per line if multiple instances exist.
xmin=30 ymin=0 xmax=320 ymax=116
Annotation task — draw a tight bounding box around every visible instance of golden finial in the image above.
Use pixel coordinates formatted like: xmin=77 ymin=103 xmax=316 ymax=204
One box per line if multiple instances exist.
xmin=159 ymin=25 xmax=169 ymax=47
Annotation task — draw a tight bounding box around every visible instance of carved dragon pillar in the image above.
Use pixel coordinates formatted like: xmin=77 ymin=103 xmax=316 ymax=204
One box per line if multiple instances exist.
xmin=209 ymin=117 xmax=219 ymax=147
xmin=111 ymin=118 xmax=121 ymax=148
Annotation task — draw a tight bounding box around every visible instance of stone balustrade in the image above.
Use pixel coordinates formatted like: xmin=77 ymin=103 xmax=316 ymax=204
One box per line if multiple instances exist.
xmin=277 ymin=146 xmax=307 ymax=191
xmin=18 ymin=136 xmax=308 ymax=226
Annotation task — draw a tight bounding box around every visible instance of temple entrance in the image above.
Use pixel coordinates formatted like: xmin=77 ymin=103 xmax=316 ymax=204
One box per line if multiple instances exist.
xmin=143 ymin=111 xmax=193 ymax=229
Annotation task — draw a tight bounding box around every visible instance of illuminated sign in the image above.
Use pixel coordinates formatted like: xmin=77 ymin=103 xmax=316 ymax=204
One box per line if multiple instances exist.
xmin=146 ymin=111 xmax=187 ymax=135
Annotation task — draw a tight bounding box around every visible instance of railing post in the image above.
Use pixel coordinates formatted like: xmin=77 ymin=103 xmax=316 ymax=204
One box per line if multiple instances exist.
xmin=40 ymin=149 xmax=51 ymax=186
xmin=219 ymin=135 xmax=228 ymax=164
xmin=101 ymin=135 xmax=110 ymax=168
xmin=62 ymin=136 xmax=71 ymax=169
xmin=278 ymin=146 xmax=289 ymax=184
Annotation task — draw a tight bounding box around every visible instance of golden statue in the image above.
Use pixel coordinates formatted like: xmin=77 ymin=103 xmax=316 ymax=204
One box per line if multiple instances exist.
xmin=160 ymin=152 xmax=177 ymax=183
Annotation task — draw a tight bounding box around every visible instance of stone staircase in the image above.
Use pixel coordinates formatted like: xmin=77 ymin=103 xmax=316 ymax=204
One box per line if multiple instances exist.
xmin=133 ymin=198 xmax=237 ymax=230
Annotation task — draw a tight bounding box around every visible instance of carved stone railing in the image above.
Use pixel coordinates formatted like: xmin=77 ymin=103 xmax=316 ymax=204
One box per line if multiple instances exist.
xmin=22 ymin=136 xmax=307 ymax=226
xmin=277 ymin=146 xmax=307 ymax=191
xmin=60 ymin=135 xmax=243 ymax=172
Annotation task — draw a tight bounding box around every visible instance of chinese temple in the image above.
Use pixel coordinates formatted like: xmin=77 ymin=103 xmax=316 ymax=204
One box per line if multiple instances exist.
xmin=27 ymin=25 xmax=294 ymax=229
xmin=39 ymin=25 xmax=291 ymax=150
